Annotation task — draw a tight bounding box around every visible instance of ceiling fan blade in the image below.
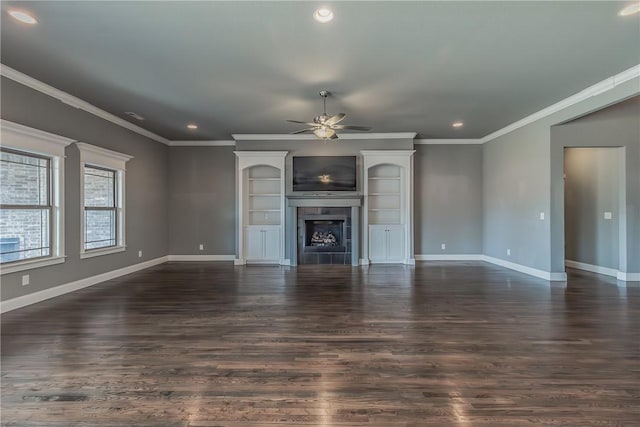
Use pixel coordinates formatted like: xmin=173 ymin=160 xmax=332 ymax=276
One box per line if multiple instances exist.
xmin=328 ymin=133 xmax=339 ymax=139
xmin=333 ymin=125 xmax=371 ymax=131
xmin=287 ymin=120 xmax=317 ymax=126
xmin=325 ymin=113 xmax=346 ymax=126
xmin=290 ymin=128 xmax=315 ymax=134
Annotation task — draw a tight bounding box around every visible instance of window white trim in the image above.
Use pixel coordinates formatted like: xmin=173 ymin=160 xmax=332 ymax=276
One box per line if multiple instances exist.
xmin=0 ymin=256 xmax=66 ymax=274
xmin=76 ymin=143 xmax=132 ymax=259
xmin=0 ymin=120 xmax=74 ymax=274
xmin=79 ymin=246 xmax=126 ymax=259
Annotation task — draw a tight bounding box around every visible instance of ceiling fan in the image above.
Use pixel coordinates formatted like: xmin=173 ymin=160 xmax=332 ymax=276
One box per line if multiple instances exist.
xmin=287 ymin=90 xmax=371 ymax=140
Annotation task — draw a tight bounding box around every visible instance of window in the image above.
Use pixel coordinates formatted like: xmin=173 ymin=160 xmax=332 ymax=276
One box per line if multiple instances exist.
xmin=0 ymin=120 xmax=72 ymax=274
xmin=77 ymin=143 xmax=132 ymax=259
xmin=84 ymin=165 xmax=117 ymax=250
xmin=0 ymin=149 xmax=52 ymax=262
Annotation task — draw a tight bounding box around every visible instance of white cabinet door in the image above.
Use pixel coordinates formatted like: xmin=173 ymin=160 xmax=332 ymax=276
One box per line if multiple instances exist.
xmin=386 ymin=225 xmax=405 ymax=261
xmin=369 ymin=226 xmax=388 ymax=262
xmin=369 ymin=225 xmax=405 ymax=263
xmin=245 ymin=227 xmax=264 ymax=260
xmin=263 ymin=227 xmax=281 ymax=261
xmin=245 ymin=226 xmax=281 ymax=262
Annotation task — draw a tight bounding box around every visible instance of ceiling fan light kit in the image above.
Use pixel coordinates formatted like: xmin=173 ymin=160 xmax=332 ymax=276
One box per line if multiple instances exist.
xmin=287 ymin=90 xmax=371 ymax=141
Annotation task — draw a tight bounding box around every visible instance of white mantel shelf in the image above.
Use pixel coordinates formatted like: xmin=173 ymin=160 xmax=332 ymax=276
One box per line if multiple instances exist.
xmin=286 ymin=194 xmax=363 ymax=208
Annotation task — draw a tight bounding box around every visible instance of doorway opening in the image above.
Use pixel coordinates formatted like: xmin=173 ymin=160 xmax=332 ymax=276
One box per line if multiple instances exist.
xmin=563 ymin=147 xmax=625 ymax=277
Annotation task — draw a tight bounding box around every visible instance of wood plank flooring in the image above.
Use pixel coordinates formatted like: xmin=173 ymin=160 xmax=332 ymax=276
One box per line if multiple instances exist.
xmin=2 ymin=262 xmax=639 ymax=426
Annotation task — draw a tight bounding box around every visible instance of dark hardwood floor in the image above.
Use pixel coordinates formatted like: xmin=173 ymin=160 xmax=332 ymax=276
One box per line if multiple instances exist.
xmin=1 ymin=262 xmax=639 ymax=426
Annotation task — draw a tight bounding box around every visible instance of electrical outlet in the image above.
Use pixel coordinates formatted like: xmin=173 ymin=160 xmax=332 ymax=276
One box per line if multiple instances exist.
xmin=138 ymin=250 xmax=142 ymax=258
xmin=507 ymin=249 xmax=511 ymax=256
xmin=22 ymin=274 xmax=30 ymax=286
xmin=199 ymin=244 xmax=204 ymax=251
xmin=539 ymin=212 xmax=545 ymax=220
xmin=441 ymin=243 xmax=446 ymax=250
xmin=604 ymin=211 xmax=612 ymax=220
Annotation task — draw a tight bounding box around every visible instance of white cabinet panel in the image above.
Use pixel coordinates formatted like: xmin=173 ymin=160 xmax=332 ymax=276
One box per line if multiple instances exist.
xmin=245 ymin=227 xmax=265 ymax=260
xmin=369 ymin=226 xmax=387 ymax=261
xmin=245 ymin=226 xmax=281 ymax=262
xmin=368 ymin=225 xmax=405 ymax=263
xmin=386 ymin=225 xmax=405 ymax=261
xmin=263 ymin=228 xmax=281 ymax=260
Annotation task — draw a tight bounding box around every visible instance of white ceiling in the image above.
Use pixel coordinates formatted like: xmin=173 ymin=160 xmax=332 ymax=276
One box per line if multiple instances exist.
xmin=1 ymin=1 xmax=639 ymax=141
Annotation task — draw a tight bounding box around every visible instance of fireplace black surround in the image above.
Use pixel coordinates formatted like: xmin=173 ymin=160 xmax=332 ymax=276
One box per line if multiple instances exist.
xmin=303 ymin=215 xmax=347 ymax=253
xmin=297 ymin=208 xmax=351 ymax=264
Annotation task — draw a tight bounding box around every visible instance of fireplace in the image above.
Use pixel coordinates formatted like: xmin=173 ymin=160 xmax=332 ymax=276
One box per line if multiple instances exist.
xmin=297 ymin=208 xmax=351 ymax=264
xmin=304 ymin=216 xmax=346 ymax=253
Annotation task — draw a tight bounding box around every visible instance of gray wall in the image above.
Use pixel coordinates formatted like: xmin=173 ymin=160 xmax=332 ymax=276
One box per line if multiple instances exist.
xmin=414 ymin=144 xmax=483 ymax=254
xmin=552 ymin=96 xmax=640 ymax=273
xmin=1 ymin=77 xmax=169 ymax=301
xmin=564 ymin=148 xmax=621 ymax=269
xmin=168 ymin=146 xmax=236 ymax=255
xmin=483 ymin=77 xmax=639 ymax=275
xmin=483 ymin=123 xmax=551 ymax=269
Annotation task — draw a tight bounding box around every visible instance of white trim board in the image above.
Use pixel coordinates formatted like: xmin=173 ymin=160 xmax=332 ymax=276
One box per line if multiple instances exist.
xmin=3 ymin=62 xmax=637 ymax=148
xmin=232 ymin=133 xmax=417 ymax=141
xmin=0 ymin=256 xmax=168 ymax=313
xmin=479 ymin=64 xmax=640 ymax=143
xmin=0 ymin=64 xmax=171 ymax=146
xmin=617 ymin=272 xmax=640 ymax=282
xmin=565 ymin=260 xmax=639 ymax=282
xmin=482 ymin=255 xmax=567 ymax=281
xmin=416 ymin=254 xmax=484 ymax=261
xmin=565 ymin=260 xmax=618 ymax=278
xmin=167 ymin=255 xmax=235 ymax=262
xmin=169 ymin=140 xmax=236 ymax=147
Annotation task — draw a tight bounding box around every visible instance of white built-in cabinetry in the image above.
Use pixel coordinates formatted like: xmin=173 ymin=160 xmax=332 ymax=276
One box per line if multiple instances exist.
xmin=235 ymin=151 xmax=287 ymax=264
xmin=362 ymin=150 xmax=415 ymax=264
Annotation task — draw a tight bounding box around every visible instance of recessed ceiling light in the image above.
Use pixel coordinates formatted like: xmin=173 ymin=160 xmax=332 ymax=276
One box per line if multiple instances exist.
xmin=313 ymin=8 xmax=334 ymax=23
xmin=187 ymin=123 xmax=198 ymax=130
xmin=619 ymin=2 xmax=640 ymax=16
xmin=8 ymin=10 xmax=38 ymax=25
xmin=452 ymin=121 xmax=464 ymax=128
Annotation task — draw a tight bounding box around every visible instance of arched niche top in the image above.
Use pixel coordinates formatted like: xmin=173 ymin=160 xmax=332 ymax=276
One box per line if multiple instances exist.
xmin=235 ymin=151 xmax=287 ymax=171
xmin=361 ymin=150 xmax=415 ymax=170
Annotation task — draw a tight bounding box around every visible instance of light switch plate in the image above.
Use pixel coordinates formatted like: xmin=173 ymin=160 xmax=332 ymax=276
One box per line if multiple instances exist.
xmin=539 ymin=212 xmax=545 ymax=220
xmin=604 ymin=212 xmax=613 ymax=220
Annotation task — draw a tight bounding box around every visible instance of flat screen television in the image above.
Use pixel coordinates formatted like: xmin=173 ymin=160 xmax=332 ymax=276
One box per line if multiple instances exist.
xmin=292 ymin=156 xmax=357 ymax=192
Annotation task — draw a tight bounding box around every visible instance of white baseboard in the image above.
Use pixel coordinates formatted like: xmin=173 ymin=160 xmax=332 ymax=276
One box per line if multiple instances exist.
xmin=565 ymin=260 xmax=618 ymax=278
xmin=565 ymin=260 xmax=640 ymax=282
xmin=280 ymin=259 xmax=291 ymax=266
xmin=416 ymin=254 xmax=484 ymax=261
xmin=359 ymin=259 xmax=370 ymax=265
xmin=482 ymin=255 xmax=567 ymax=282
xmin=1 ymin=256 xmax=169 ymax=313
xmin=234 ymin=258 xmax=245 ymax=265
xmin=167 ymin=255 xmax=235 ymax=262
xmin=617 ymin=271 xmax=640 ymax=282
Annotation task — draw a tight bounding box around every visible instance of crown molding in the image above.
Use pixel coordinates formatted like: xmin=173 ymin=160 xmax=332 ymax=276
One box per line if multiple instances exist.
xmin=414 ymin=139 xmax=483 ymax=145
xmin=0 ymin=64 xmax=171 ymax=146
xmin=480 ymin=63 xmax=640 ymax=143
xmin=232 ymin=132 xmax=416 ymax=141
xmin=4 ymin=61 xmax=637 ymax=148
xmin=169 ymin=140 xmax=236 ymax=147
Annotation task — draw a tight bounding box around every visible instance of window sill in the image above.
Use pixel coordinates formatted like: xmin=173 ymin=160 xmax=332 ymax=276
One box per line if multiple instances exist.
xmin=0 ymin=255 xmax=66 ymax=275
xmin=80 ymin=246 xmax=126 ymax=259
